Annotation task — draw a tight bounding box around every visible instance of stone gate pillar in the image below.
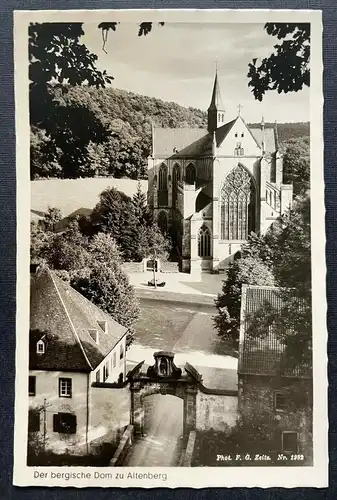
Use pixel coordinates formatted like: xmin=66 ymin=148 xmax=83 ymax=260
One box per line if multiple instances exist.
xmin=183 ymin=388 xmax=197 ymax=436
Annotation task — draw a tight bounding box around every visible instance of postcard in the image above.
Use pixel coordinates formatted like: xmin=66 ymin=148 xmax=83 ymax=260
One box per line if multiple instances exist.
xmin=13 ymin=8 xmax=327 ymax=488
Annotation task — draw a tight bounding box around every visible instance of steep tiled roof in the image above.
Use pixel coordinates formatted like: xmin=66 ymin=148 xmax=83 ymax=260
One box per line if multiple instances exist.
xmin=238 ymin=286 xmax=310 ymax=378
xmin=30 ymin=268 xmax=127 ymax=372
xmin=153 ymin=127 xmax=208 ymax=157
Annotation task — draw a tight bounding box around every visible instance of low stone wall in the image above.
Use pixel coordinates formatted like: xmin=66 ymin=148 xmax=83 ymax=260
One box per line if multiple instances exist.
xmin=181 ymin=431 xmax=196 ymax=467
xmin=122 ymin=259 xmax=180 ymax=274
xmin=109 ymin=425 xmax=134 ymax=466
xmin=122 ymin=261 xmax=145 ymax=273
xmin=161 ymin=261 xmax=179 ymax=273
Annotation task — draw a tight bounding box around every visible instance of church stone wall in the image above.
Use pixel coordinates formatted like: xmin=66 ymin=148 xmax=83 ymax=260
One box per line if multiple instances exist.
xmin=89 ymin=386 xmax=131 ymax=451
xmin=196 ymin=392 xmax=238 ymax=432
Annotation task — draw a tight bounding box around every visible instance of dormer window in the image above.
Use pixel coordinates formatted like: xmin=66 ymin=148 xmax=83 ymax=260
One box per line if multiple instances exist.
xmin=97 ymin=320 xmax=108 ymax=333
xmin=88 ymin=329 xmax=99 ymax=344
xmin=36 ymin=340 xmax=45 ymax=354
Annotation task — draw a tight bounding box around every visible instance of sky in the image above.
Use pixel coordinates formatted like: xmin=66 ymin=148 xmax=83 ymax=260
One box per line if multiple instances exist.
xmin=81 ymin=22 xmax=309 ymax=124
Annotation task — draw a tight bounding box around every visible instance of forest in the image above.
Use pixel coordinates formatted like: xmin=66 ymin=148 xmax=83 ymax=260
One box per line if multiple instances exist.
xmin=30 ymin=85 xmax=310 ymax=181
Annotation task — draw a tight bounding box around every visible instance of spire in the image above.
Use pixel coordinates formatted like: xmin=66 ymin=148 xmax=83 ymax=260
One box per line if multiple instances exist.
xmin=261 ymin=114 xmax=265 ymax=130
xmin=207 ymin=69 xmax=225 ymax=133
xmin=261 ymin=115 xmax=266 ymax=155
xmin=208 ymin=70 xmax=225 ymax=111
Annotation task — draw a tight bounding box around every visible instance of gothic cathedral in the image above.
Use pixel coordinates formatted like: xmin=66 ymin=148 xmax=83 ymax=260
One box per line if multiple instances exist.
xmin=147 ymin=72 xmax=293 ymax=273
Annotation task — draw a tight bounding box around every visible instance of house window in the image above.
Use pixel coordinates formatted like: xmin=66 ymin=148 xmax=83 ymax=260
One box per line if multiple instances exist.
xmin=95 ymin=370 xmax=100 ymax=384
xmin=282 ymin=431 xmax=298 ymax=453
xmin=120 ymin=344 xmax=124 ymax=360
xmin=53 ymin=413 xmax=77 ymax=434
xmin=105 ymin=361 xmax=109 ymax=380
xmin=274 ymin=392 xmax=286 ymax=411
xmin=241 ymin=133 xmax=244 ymax=137
xmin=235 ymin=133 xmax=238 ymax=138
xmin=59 ymin=378 xmax=72 ymax=398
xmin=113 ymin=351 xmax=117 ymax=368
xmin=28 ymin=409 xmax=40 ymax=432
xmin=198 ymin=225 xmax=211 ymax=258
xmin=28 ymin=376 xmax=36 ymax=396
xmin=36 ymin=340 xmax=45 ymax=354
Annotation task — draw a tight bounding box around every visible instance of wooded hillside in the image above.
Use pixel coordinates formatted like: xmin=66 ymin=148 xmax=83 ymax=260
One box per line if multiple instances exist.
xmin=31 ymin=86 xmax=309 ymax=180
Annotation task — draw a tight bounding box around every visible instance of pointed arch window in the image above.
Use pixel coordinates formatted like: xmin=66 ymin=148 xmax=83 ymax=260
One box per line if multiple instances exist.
xmin=157 ymin=211 xmax=168 ymax=233
xmin=186 ymin=163 xmax=196 ymax=185
xmin=221 ymin=164 xmax=255 ymax=241
xmin=234 ymin=142 xmax=244 ymax=156
xmin=158 ymin=164 xmax=168 ymax=191
xmin=172 ymin=163 xmax=181 ymax=208
xmin=198 ymin=225 xmax=211 ymax=257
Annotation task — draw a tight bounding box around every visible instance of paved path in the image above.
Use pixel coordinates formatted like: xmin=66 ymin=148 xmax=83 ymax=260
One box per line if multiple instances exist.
xmin=128 ymin=297 xmax=238 ymax=391
xmin=123 ymin=395 xmax=184 ymax=466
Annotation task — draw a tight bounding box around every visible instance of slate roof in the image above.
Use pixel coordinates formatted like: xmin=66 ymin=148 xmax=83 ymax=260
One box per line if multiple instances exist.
xmin=238 ymin=286 xmax=311 ymax=378
xmin=153 ymin=127 xmax=208 ymax=157
xmin=30 ymin=267 xmax=128 ymax=372
xmin=153 ymin=120 xmax=278 ymax=157
xmin=250 ymin=126 xmax=277 ymax=154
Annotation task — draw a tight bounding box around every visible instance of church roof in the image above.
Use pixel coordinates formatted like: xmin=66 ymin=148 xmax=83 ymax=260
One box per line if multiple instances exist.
xmin=250 ymin=126 xmax=277 ymax=154
xmin=215 ymin=118 xmax=237 ymax=145
xmin=208 ymin=71 xmax=225 ymax=111
xmin=152 ymin=120 xmax=279 ymax=158
xmin=30 ymin=267 xmax=128 ymax=372
xmin=238 ymin=286 xmax=311 ymax=378
xmin=153 ymin=127 xmax=208 ymax=157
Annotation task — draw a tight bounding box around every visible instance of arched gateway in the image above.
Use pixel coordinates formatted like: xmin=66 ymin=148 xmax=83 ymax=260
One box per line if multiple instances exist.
xmin=128 ymin=351 xmax=203 ymax=437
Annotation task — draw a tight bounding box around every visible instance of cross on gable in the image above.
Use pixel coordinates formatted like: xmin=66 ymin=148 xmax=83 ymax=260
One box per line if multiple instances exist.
xmin=237 ymin=104 xmax=243 ymax=116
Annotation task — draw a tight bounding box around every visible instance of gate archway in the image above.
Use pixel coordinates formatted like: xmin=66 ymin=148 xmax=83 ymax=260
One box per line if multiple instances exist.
xmin=128 ymin=352 xmax=201 ymax=437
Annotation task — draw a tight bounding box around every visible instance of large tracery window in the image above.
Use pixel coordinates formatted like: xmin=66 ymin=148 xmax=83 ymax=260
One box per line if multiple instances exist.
xmin=198 ymin=225 xmax=211 ymax=258
xmin=185 ymin=163 xmax=196 ymax=185
xmin=221 ymin=164 xmax=255 ymax=241
xmin=158 ymin=164 xmax=168 ymax=191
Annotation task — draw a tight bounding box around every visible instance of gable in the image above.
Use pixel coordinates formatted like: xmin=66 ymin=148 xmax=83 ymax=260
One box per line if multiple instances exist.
xmin=217 ymin=117 xmax=261 ymax=157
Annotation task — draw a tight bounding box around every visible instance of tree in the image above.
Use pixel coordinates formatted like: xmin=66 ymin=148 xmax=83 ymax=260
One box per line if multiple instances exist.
xmin=248 ymin=23 xmax=310 ymax=101
xmin=88 ymin=233 xmax=123 ymax=267
xmin=132 ymin=182 xmax=151 ymax=226
xmin=243 ymin=196 xmax=311 ymax=368
xmin=71 ymin=263 xmax=140 ymax=329
xmin=43 ymin=206 xmax=63 ymax=232
xmin=46 ymin=219 xmax=90 ymax=273
xmin=89 ymin=187 xmax=140 ymax=261
xmin=214 ymin=256 xmax=275 ymax=343
xmin=282 ymin=137 xmax=310 ymax=196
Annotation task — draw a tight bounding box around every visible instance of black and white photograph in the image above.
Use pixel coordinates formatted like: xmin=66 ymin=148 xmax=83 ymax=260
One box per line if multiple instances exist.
xmin=13 ymin=9 xmax=327 ymax=488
